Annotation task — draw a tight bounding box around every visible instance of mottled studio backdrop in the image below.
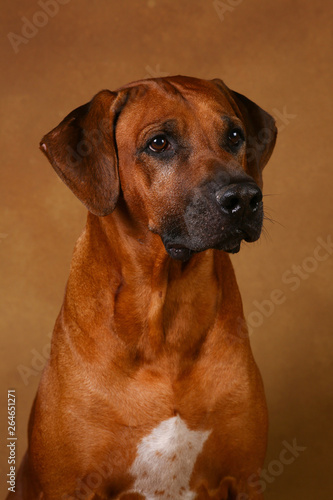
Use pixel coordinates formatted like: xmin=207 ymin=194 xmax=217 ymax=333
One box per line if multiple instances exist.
xmin=1 ymin=0 xmax=332 ymax=498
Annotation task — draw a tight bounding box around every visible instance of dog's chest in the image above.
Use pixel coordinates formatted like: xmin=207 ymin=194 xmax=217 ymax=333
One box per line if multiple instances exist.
xmin=129 ymin=415 xmax=211 ymax=499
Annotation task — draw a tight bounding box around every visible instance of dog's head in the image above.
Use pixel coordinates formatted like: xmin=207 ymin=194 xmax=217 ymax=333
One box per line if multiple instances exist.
xmin=40 ymin=76 xmax=277 ymax=261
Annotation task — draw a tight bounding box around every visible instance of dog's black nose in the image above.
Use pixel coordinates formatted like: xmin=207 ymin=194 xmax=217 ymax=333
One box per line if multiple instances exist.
xmin=216 ymin=183 xmax=262 ymax=216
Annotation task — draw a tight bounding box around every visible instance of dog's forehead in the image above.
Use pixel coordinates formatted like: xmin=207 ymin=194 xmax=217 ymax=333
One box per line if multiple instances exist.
xmin=124 ymin=76 xmax=234 ymax=110
xmin=117 ymin=76 xmax=238 ymax=134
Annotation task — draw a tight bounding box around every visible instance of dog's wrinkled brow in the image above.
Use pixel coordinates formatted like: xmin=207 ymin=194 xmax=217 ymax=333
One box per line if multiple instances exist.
xmin=221 ymin=115 xmax=244 ymax=130
xmin=138 ymin=119 xmax=184 ymax=144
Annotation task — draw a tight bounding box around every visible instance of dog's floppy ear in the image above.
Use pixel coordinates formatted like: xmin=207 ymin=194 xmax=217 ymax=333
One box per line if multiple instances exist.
xmin=231 ymin=90 xmax=277 ymax=171
xmin=212 ymin=79 xmax=277 ymax=182
xmin=40 ymin=90 xmax=127 ymax=216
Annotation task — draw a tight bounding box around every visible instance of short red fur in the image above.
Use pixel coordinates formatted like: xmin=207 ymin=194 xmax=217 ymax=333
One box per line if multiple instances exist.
xmin=11 ymin=76 xmax=277 ymax=499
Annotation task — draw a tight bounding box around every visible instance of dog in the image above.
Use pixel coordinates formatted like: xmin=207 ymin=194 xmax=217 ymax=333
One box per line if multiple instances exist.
xmin=11 ymin=76 xmax=277 ymax=500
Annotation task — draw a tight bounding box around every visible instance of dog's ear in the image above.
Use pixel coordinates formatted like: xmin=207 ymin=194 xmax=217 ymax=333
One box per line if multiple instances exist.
xmin=231 ymin=90 xmax=277 ymax=171
xmin=40 ymin=90 xmax=128 ymax=216
xmin=212 ymin=79 xmax=277 ymax=182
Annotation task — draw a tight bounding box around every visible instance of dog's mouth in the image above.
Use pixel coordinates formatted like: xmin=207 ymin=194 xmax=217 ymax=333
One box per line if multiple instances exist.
xmin=215 ymin=229 xmax=258 ymax=254
xmin=165 ymin=238 xmax=243 ymax=261
xmin=164 ymin=229 xmax=260 ymax=261
xmin=217 ymin=241 xmax=242 ymax=254
xmin=165 ymin=244 xmax=195 ymax=262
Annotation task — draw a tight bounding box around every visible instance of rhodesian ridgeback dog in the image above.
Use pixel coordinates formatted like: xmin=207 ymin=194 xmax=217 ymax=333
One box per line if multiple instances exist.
xmin=11 ymin=76 xmax=277 ymax=500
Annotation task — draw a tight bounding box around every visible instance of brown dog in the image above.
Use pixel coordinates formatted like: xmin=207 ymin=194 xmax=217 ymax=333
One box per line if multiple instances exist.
xmin=11 ymin=76 xmax=276 ymax=500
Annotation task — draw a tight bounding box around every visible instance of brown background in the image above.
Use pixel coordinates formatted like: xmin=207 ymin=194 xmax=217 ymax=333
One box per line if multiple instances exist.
xmin=1 ymin=0 xmax=332 ymax=498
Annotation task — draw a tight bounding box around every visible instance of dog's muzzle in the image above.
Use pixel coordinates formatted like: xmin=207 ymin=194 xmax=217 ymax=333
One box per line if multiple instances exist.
xmin=162 ymin=181 xmax=264 ymax=261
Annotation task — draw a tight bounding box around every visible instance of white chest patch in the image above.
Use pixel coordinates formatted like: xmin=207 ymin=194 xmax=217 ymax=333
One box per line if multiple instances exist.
xmin=129 ymin=416 xmax=211 ymax=499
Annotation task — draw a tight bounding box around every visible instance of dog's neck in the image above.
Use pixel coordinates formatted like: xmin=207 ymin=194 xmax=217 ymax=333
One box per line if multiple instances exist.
xmin=60 ymin=208 xmax=244 ymax=365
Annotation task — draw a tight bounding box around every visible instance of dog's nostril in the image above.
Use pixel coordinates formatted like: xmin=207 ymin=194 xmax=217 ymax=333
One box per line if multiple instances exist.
xmin=249 ymin=191 xmax=262 ymax=212
xmin=216 ymin=183 xmax=262 ymax=216
xmin=222 ymin=194 xmax=241 ymax=214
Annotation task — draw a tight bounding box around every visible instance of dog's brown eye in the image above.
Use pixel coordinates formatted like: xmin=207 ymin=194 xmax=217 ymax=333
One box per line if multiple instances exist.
xmin=149 ymin=135 xmax=169 ymax=152
xmin=228 ymin=129 xmax=243 ymax=146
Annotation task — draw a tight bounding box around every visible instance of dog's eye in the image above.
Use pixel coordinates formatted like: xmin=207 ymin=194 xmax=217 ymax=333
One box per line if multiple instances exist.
xmin=148 ymin=135 xmax=169 ymax=152
xmin=228 ymin=129 xmax=244 ymax=147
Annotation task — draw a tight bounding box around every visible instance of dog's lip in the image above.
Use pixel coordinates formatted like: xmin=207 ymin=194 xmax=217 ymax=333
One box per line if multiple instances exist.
xmin=215 ymin=238 xmax=242 ymax=254
xmin=219 ymin=242 xmax=242 ymax=254
xmin=167 ymin=243 xmax=186 ymax=249
xmin=164 ymin=227 xmax=260 ymax=259
xmin=165 ymin=240 xmax=242 ymax=259
xmin=165 ymin=243 xmax=194 ymax=262
xmin=216 ymin=227 xmax=260 ymax=252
